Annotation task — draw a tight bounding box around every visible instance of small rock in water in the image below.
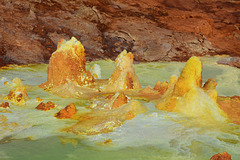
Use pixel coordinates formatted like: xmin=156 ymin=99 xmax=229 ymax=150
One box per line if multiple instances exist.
xmin=0 ymin=102 xmax=10 ymax=108
xmin=55 ymin=103 xmax=77 ymax=119
xmin=35 ymin=101 xmax=56 ymax=111
xmin=210 ymin=151 xmax=231 ymax=160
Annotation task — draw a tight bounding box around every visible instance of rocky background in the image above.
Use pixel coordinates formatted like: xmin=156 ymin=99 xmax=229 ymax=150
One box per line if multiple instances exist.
xmin=0 ymin=0 xmax=240 ymax=66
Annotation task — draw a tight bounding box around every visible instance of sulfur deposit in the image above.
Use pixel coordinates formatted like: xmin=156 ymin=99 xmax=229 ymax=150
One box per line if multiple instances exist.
xmin=65 ymin=93 xmax=147 ymax=135
xmin=104 ymin=50 xmax=141 ymax=92
xmin=156 ymin=57 xmax=228 ymax=123
xmin=40 ymin=37 xmax=94 ymax=89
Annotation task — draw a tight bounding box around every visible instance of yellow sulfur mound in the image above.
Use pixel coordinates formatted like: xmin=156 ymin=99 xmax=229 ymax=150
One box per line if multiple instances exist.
xmin=156 ymin=56 xmax=229 ymax=123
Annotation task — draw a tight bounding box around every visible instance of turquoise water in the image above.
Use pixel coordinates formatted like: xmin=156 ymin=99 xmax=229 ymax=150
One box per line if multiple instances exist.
xmin=0 ymin=56 xmax=240 ymax=160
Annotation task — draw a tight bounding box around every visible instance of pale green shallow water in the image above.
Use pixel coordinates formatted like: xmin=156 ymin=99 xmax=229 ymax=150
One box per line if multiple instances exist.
xmin=0 ymin=56 xmax=240 ymax=160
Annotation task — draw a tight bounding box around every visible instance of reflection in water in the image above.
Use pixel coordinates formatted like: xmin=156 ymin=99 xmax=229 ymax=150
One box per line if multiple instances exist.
xmin=0 ymin=56 xmax=240 ymax=160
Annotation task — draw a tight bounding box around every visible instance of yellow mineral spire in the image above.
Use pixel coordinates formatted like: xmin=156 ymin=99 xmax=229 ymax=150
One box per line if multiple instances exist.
xmin=104 ymin=50 xmax=141 ymax=92
xmin=173 ymin=56 xmax=202 ymax=97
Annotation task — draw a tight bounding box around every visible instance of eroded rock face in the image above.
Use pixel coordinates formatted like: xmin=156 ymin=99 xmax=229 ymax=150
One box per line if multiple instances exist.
xmin=0 ymin=0 xmax=239 ymax=66
xmin=104 ymin=50 xmax=141 ymax=92
xmin=210 ymin=151 xmax=232 ymax=160
xmin=40 ymin=37 xmax=94 ymax=88
xmin=65 ymin=93 xmax=147 ymax=135
xmin=217 ymin=57 xmax=240 ymax=69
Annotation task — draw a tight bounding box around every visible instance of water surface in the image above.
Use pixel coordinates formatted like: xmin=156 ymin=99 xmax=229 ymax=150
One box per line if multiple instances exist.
xmin=0 ymin=56 xmax=239 ymax=160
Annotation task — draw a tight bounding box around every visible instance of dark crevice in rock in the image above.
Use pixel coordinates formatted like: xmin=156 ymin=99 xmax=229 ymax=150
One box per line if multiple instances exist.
xmin=102 ymin=36 xmax=134 ymax=60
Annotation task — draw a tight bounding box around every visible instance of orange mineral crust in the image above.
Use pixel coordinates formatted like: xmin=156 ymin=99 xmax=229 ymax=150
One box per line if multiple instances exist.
xmin=55 ymin=103 xmax=77 ymax=119
xmin=217 ymin=96 xmax=240 ymax=124
xmin=111 ymin=93 xmax=128 ymax=109
xmin=154 ymin=81 xmax=169 ymax=95
xmin=65 ymin=93 xmax=147 ymax=135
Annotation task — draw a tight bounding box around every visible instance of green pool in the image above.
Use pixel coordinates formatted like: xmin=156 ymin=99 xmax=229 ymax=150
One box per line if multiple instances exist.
xmin=0 ymin=56 xmax=239 ymax=160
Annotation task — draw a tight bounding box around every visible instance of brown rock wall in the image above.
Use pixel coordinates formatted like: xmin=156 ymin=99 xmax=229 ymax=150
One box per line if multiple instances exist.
xmin=0 ymin=0 xmax=239 ymax=66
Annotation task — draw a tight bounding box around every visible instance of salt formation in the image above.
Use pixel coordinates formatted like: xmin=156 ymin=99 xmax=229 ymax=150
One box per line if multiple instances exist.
xmin=4 ymin=78 xmax=28 ymax=105
xmin=55 ymin=103 xmax=77 ymax=119
xmin=0 ymin=115 xmax=19 ymax=140
xmin=65 ymin=93 xmax=147 ymax=135
xmin=156 ymin=57 xmax=228 ymax=123
xmin=90 ymin=64 xmax=102 ymax=79
xmin=40 ymin=37 xmax=94 ymax=89
xmin=104 ymin=50 xmax=141 ymax=92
